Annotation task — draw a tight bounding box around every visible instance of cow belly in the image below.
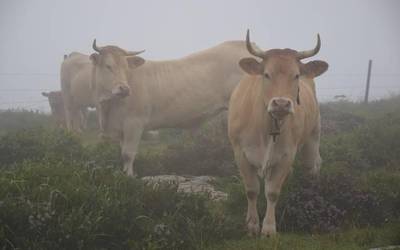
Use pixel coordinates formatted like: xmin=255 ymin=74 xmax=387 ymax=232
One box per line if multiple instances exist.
xmin=147 ymin=104 xmax=226 ymax=130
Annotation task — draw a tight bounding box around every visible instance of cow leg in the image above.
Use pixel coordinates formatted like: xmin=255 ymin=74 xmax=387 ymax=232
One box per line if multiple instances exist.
xmin=301 ymin=126 xmax=321 ymax=177
xmin=234 ymin=147 xmax=260 ymax=236
xmin=80 ymin=108 xmax=89 ymax=131
xmin=64 ymin=105 xmax=74 ymax=131
xmin=71 ymin=108 xmax=82 ymax=133
xmin=120 ymin=119 xmax=144 ymax=177
xmin=262 ymin=152 xmax=294 ymax=236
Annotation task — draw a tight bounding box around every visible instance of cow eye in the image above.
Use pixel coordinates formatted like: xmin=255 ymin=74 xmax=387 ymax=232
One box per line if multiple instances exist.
xmin=264 ymin=73 xmax=270 ymax=79
xmin=106 ymin=65 xmax=113 ymax=71
xmin=294 ymin=74 xmax=300 ymax=80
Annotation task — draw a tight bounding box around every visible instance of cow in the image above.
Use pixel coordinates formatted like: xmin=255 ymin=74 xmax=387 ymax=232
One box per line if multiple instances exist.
xmin=228 ymin=30 xmax=328 ymax=236
xmin=42 ymin=90 xmax=66 ymax=128
xmin=60 ymin=52 xmax=97 ymax=132
xmin=90 ymin=39 xmax=256 ymax=176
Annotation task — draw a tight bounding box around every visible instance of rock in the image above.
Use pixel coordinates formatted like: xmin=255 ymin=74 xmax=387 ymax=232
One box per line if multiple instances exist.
xmin=369 ymin=246 xmax=400 ymax=250
xmin=142 ymin=175 xmax=228 ymax=201
xmin=141 ymin=175 xmax=187 ymax=189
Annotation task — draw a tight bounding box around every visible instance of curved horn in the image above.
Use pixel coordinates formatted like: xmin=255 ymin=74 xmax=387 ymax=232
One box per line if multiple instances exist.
xmin=246 ymin=29 xmax=265 ymax=58
xmin=297 ymin=34 xmax=321 ymax=60
xmin=126 ymin=50 xmax=145 ymax=56
xmin=92 ymin=39 xmax=102 ymax=53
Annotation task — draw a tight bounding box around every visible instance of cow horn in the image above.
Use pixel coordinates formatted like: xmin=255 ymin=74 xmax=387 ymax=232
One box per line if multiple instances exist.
xmin=92 ymin=39 xmax=102 ymax=53
xmin=126 ymin=50 xmax=145 ymax=56
xmin=297 ymin=34 xmax=321 ymax=60
xmin=246 ymin=29 xmax=265 ymax=59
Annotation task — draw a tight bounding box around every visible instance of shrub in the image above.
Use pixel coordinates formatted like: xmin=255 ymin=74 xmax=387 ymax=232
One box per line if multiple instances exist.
xmin=321 ymin=111 xmax=400 ymax=170
xmin=0 ymin=128 xmax=85 ymax=167
xmin=0 ymin=162 xmax=243 ymax=250
xmin=220 ymin=171 xmax=399 ymax=234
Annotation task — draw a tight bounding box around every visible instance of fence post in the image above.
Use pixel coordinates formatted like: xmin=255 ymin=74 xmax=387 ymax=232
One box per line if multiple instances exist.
xmin=364 ymin=59 xmax=372 ymax=104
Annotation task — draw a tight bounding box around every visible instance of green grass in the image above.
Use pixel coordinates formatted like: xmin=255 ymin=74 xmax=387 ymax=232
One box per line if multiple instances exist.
xmin=207 ymin=224 xmax=400 ymax=250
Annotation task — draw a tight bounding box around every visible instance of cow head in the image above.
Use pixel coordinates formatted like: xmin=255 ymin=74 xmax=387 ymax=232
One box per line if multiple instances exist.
xmin=42 ymin=91 xmax=64 ymax=115
xmin=239 ymin=30 xmax=328 ymax=120
xmin=90 ymin=40 xmax=145 ymax=103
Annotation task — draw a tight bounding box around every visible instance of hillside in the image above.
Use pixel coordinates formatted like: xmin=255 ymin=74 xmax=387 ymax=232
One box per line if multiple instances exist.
xmin=0 ymin=96 xmax=399 ymax=249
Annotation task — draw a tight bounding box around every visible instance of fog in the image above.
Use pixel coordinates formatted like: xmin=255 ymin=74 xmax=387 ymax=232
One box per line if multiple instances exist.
xmin=0 ymin=0 xmax=399 ymax=112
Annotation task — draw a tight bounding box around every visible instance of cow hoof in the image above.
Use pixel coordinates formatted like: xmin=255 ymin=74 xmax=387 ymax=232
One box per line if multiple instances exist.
xmin=261 ymin=224 xmax=276 ymax=237
xmin=126 ymin=171 xmax=138 ymax=178
xmin=247 ymin=222 xmax=260 ymax=237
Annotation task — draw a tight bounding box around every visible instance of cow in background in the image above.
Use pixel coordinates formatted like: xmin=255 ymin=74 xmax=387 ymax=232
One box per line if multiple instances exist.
xmin=60 ymin=52 xmax=96 ymax=132
xmin=42 ymin=90 xmax=66 ymax=128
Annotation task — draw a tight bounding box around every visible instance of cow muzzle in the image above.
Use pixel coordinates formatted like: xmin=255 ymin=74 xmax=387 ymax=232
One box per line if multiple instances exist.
xmin=267 ymin=97 xmax=294 ymax=119
xmin=111 ymin=83 xmax=130 ymax=98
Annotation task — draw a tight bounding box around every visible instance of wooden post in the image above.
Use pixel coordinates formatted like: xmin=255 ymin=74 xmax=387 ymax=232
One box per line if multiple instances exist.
xmin=364 ymin=60 xmax=372 ymax=104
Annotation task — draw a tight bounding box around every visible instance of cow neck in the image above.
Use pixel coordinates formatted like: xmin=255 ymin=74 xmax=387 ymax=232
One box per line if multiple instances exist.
xmin=268 ymin=113 xmax=286 ymax=143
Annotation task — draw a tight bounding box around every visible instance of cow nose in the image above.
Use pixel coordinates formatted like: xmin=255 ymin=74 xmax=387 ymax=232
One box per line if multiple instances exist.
xmin=272 ymin=98 xmax=291 ymax=109
xmin=111 ymin=83 xmax=130 ymax=98
xmin=268 ymin=97 xmax=293 ymax=118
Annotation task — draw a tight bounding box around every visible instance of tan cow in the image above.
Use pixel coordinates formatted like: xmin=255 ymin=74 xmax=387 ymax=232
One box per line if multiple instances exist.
xmin=90 ymin=40 xmax=256 ymax=176
xmin=228 ymin=30 xmax=328 ymax=236
xmin=60 ymin=52 xmax=96 ymax=132
xmin=42 ymin=90 xmax=66 ymax=128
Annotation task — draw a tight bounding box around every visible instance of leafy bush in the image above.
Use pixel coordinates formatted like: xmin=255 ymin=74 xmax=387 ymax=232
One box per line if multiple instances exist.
xmin=0 ymin=163 xmax=242 ymax=250
xmin=278 ymin=173 xmax=386 ymax=233
xmin=0 ymin=128 xmax=85 ymax=167
xmin=220 ymin=171 xmax=399 ymax=234
xmin=321 ymin=111 xmax=400 ymax=170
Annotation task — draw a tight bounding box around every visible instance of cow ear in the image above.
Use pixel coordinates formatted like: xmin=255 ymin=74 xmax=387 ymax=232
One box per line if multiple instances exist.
xmin=301 ymin=60 xmax=328 ymax=78
xmin=127 ymin=56 xmax=145 ymax=69
xmin=239 ymin=58 xmax=263 ymax=75
xmin=90 ymin=53 xmax=99 ymax=65
xmin=42 ymin=92 xmax=49 ymax=97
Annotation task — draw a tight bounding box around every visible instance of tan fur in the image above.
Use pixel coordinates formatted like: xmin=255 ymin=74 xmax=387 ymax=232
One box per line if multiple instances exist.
xmin=60 ymin=52 xmax=96 ymax=132
xmin=228 ymin=46 xmax=327 ymax=236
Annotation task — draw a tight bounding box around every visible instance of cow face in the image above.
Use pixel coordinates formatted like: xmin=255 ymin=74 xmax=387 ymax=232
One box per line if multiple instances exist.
xmin=42 ymin=91 xmax=64 ymax=116
xmin=239 ymin=30 xmax=328 ymax=120
xmin=90 ymin=40 xmax=145 ymax=103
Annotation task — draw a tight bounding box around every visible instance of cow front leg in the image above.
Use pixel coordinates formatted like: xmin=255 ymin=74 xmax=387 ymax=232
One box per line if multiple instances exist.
xmin=120 ymin=119 xmax=144 ymax=177
xmin=64 ymin=104 xmax=74 ymax=131
xmin=262 ymin=153 xmax=294 ymax=236
xmin=235 ymin=148 xmax=260 ymax=236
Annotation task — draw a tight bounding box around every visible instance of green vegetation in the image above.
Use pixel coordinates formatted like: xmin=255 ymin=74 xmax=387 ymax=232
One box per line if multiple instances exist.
xmin=207 ymin=224 xmax=400 ymax=250
xmin=1 ymin=95 xmax=400 ymax=249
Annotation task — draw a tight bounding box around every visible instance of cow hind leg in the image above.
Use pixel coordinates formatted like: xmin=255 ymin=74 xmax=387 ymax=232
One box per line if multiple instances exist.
xmin=234 ymin=147 xmax=260 ymax=236
xmin=301 ymin=127 xmax=321 ymax=177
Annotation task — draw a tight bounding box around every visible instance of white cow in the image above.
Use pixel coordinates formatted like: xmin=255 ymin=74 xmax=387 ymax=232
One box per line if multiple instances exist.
xmin=90 ymin=40 xmax=256 ymax=176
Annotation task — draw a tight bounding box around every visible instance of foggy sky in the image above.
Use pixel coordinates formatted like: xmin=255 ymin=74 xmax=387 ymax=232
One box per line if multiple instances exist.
xmin=0 ymin=0 xmax=399 ymax=112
